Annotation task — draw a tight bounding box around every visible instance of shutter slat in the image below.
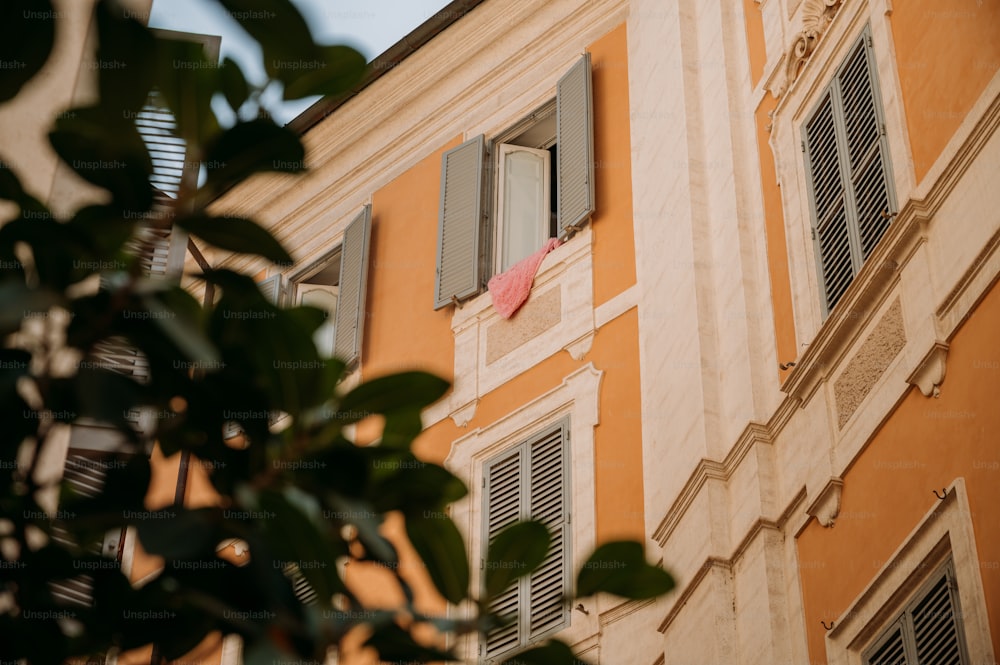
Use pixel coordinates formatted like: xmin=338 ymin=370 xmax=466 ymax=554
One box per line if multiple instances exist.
xmin=527 ymin=424 xmax=567 ymax=640
xmin=484 ymin=447 xmax=523 ymax=657
xmin=557 ymin=54 xmax=595 ymax=235
xmin=913 ymin=574 xmax=963 ymax=665
xmin=334 ymin=206 xmax=372 ymax=367
xmin=434 ymin=136 xmax=485 ymax=309
xmin=866 ymin=623 xmax=907 ymax=665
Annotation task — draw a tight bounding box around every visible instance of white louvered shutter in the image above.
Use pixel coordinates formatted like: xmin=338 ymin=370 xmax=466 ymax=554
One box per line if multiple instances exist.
xmin=483 ymin=448 xmax=524 ymax=660
xmin=482 ymin=421 xmax=569 ymax=660
xmin=804 ymin=29 xmax=894 ymax=315
xmin=556 ymin=54 xmax=595 ymax=237
xmin=334 ymin=206 xmax=372 ymax=367
xmin=134 ymin=90 xmax=191 ymax=280
xmin=526 ymin=424 xmax=569 ymax=639
xmin=434 ymin=135 xmax=485 ymax=309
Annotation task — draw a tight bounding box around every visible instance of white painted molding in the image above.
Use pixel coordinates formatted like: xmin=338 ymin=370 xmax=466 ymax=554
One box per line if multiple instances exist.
xmin=905 ymin=342 xmax=948 ymax=398
xmin=564 ymin=331 xmax=595 ymax=361
xmin=449 ymin=399 xmax=478 ymax=427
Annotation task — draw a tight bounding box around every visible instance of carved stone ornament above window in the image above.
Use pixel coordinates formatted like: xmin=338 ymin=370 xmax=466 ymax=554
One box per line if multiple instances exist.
xmin=769 ymin=0 xmax=845 ymax=98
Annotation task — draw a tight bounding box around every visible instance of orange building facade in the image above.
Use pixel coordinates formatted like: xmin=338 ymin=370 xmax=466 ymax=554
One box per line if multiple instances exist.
xmin=211 ymin=0 xmax=1000 ymax=663
xmin=12 ymin=0 xmax=999 ymax=663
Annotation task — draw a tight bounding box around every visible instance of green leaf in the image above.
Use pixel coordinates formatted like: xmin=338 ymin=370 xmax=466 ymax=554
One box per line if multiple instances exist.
xmin=0 ymin=281 xmax=61 ymax=334
xmin=255 ymin=488 xmax=348 ymax=605
xmin=134 ymin=507 xmax=227 ymax=560
xmin=405 ymin=514 xmax=468 ymax=604
xmin=49 ymin=106 xmax=153 ymax=210
xmin=202 ymin=120 xmax=306 ymax=194
xmin=153 ymin=36 xmax=220 ymax=147
xmin=281 ymin=45 xmax=367 ymax=101
xmin=484 ymin=521 xmax=550 ymax=600
xmin=362 ymin=623 xmax=458 ymax=663
xmin=0 ymin=0 xmax=56 ymax=103
xmin=575 ymin=541 xmax=675 ymax=600
xmin=94 ymin=0 xmax=156 ymax=114
xmin=176 ymin=214 xmax=292 ymax=264
xmin=497 ymin=640 xmax=588 ymax=665
xmin=216 ymin=0 xmax=319 ymax=83
xmin=140 ymin=286 xmax=220 ymax=365
xmin=220 ymin=57 xmax=250 ymax=113
xmin=337 ymin=371 xmax=450 ymax=423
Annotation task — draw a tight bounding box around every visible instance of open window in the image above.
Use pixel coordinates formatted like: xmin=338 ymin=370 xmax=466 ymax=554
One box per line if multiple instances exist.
xmin=256 ymin=205 xmax=371 ymax=368
xmin=295 ymin=250 xmax=341 ymax=359
xmin=434 ymin=54 xmax=594 ymax=309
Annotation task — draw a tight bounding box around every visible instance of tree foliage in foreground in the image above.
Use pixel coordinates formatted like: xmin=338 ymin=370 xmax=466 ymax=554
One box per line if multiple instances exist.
xmin=0 ymin=1 xmax=674 ymax=663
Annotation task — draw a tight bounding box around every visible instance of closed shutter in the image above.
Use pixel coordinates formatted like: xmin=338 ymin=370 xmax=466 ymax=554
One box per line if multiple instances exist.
xmin=865 ymin=621 xmax=907 ymax=665
xmin=333 ymin=205 xmax=372 ymax=367
xmin=50 ymin=452 xmax=129 ymax=608
xmin=556 ymin=54 xmax=595 ymax=237
xmin=804 ymin=91 xmax=853 ymax=311
xmin=526 ymin=424 xmax=569 ymax=639
xmin=134 ymin=90 xmax=192 ymax=280
xmin=483 ymin=448 xmax=524 ymax=659
xmin=912 ymin=569 xmax=964 ymax=665
xmin=803 ymin=28 xmax=894 ymax=315
xmin=863 ymin=562 xmax=968 ymax=665
xmin=836 ymin=37 xmax=892 ymax=262
xmin=434 ymin=135 xmax=485 ymax=309
xmin=482 ymin=420 xmax=570 ymax=660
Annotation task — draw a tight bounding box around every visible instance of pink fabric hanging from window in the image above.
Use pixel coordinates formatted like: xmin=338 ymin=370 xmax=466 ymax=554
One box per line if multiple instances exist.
xmin=488 ymin=237 xmax=562 ymax=319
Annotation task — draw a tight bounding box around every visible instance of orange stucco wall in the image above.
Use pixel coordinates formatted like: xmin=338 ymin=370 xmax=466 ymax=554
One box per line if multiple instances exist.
xmin=755 ymin=94 xmax=798 ymax=380
xmin=891 ymin=1 xmax=1000 ymax=182
xmin=796 ymin=278 xmax=1000 ymax=663
xmin=363 ymin=138 xmax=461 ymax=382
xmin=590 ymin=23 xmax=637 ymax=308
xmin=743 ymin=0 xmax=767 ymax=87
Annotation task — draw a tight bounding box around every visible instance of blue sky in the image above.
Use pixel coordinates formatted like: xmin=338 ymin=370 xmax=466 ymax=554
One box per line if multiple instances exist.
xmin=149 ymin=0 xmax=449 ymax=124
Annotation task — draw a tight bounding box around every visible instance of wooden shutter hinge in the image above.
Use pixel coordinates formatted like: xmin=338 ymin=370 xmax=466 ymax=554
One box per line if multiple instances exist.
xmin=800 ymin=141 xmax=806 ymax=153
xmin=865 ymin=33 xmax=873 ymax=48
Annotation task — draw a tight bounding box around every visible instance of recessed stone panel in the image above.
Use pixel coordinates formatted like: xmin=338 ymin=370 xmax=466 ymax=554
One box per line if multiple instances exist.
xmin=834 ymin=298 xmax=906 ymax=429
xmin=486 ymin=287 xmax=562 ymax=364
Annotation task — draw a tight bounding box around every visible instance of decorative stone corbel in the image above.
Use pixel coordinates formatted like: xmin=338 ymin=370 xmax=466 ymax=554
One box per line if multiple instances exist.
xmin=806 ymin=477 xmax=844 ymax=528
xmin=769 ymin=0 xmax=844 ymax=98
xmin=450 ymin=399 xmax=478 ymax=427
xmin=564 ymin=330 xmax=595 ymax=361
xmin=906 ymin=342 xmax=948 ymax=398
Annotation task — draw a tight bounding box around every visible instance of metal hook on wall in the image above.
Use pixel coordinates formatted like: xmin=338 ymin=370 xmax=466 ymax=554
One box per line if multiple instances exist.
xmin=821 ymin=620 xmax=834 ymax=631
xmin=933 ymin=488 xmax=948 ymax=501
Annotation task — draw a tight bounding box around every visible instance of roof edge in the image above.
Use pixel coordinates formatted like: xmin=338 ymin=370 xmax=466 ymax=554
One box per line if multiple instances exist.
xmin=285 ymin=0 xmax=487 ymax=136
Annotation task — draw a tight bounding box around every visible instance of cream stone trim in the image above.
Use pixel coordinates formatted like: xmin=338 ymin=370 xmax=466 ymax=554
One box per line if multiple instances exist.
xmin=449 ymin=227 xmax=595 ymax=408
xmin=220 ymin=634 xmax=242 ymax=665
xmin=905 ymin=342 xmax=948 ymax=398
xmin=209 ymin=0 xmax=628 ymax=277
xmin=445 ymin=363 xmax=603 ymax=658
xmin=804 ymin=477 xmax=842 ymax=527
xmin=657 ymin=489 xmax=806 ymax=635
xmin=652 ymin=421 xmax=773 ymax=545
xmin=119 ymin=527 xmax=137 ymax=579
xmin=826 ymin=479 xmax=995 ymax=665
xmin=766 ymin=0 xmax=844 ymax=98
xmin=594 ymin=283 xmax=638 ymax=328
xmin=598 ymin=597 xmax=656 ymax=627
